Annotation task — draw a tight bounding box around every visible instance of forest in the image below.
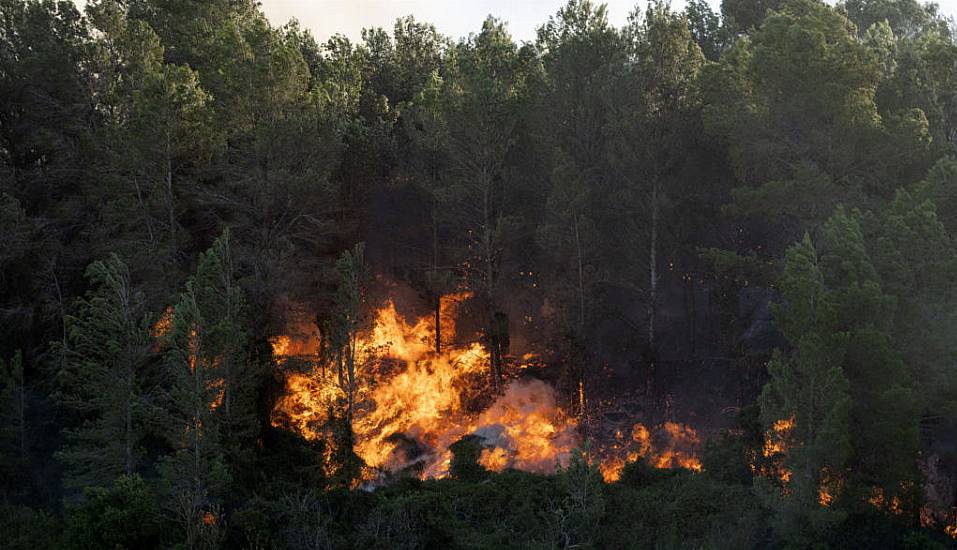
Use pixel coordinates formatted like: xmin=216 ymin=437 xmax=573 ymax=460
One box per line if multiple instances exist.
xmin=3 ymin=0 xmax=957 ymax=547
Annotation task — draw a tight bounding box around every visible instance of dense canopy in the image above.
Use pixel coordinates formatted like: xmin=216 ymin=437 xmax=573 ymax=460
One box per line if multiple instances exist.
xmin=3 ymin=0 xmax=957 ymax=548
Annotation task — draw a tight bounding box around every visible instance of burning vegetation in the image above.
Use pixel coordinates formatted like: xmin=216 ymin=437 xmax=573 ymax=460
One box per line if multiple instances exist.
xmin=271 ymin=293 xmax=702 ymax=482
xmin=8 ymin=0 xmax=957 ymax=547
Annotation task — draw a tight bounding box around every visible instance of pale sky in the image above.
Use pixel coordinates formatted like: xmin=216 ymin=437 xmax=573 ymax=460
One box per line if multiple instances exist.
xmin=253 ymin=0 xmax=957 ymax=42
xmin=70 ymin=0 xmax=957 ymax=43
xmin=260 ymin=0 xmax=655 ymax=42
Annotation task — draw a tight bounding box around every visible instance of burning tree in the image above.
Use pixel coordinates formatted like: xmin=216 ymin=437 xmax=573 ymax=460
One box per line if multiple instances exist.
xmin=441 ymin=18 xmax=534 ymax=392
xmin=323 ymin=242 xmax=372 ymax=427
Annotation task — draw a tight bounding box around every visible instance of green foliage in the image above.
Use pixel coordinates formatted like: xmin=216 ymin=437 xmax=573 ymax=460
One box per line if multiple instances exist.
xmin=64 ymin=475 xmax=164 ymax=550
xmin=4 ymin=0 xmax=957 ymax=546
xmin=449 ymin=435 xmax=488 ymax=482
xmin=759 ymin=233 xmax=852 ymax=545
xmin=160 ymin=230 xmax=252 ymax=547
xmin=0 ymin=502 xmax=63 ymax=550
xmin=56 ymin=254 xmax=157 ymax=490
xmin=554 ymin=450 xmax=605 ymax=548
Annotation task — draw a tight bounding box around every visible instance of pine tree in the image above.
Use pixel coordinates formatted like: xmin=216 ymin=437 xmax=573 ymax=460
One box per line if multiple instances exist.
xmin=759 ymin=233 xmax=852 ymax=543
xmin=159 ymin=229 xmax=253 ymax=546
xmin=820 ymin=208 xmax=920 ymax=514
xmin=326 ymin=243 xmax=370 ymax=427
xmin=606 ymin=0 xmax=704 ymax=400
xmin=85 ymin=0 xmax=216 ymax=286
xmin=56 ymin=254 xmax=156 ymax=490
xmin=872 ymin=181 xmax=957 ymax=413
xmin=441 ymin=18 xmax=534 ymax=390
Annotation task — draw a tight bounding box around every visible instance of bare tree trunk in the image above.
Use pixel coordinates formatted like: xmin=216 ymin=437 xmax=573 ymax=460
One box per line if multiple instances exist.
xmin=346 ymin=334 xmax=357 ymax=426
xmin=222 ymin=253 xmax=233 ymax=421
xmin=17 ymin=370 xmax=25 ymax=461
xmin=648 ymin=178 xmax=659 ymax=405
xmin=126 ymin=367 xmax=134 ymax=476
xmin=193 ymin=349 xmax=202 ymax=499
xmin=432 ymin=198 xmax=442 ymax=355
xmin=574 ymin=215 xmax=586 ymax=334
xmin=132 ymin=175 xmax=156 ymax=244
xmin=166 ymin=132 xmax=176 ymax=262
xmin=481 ymin=168 xmax=501 ymax=393
xmin=574 ymin=215 xmax=587 ymax=427
xmin=687 ymin=273 xmax=696 ymax=357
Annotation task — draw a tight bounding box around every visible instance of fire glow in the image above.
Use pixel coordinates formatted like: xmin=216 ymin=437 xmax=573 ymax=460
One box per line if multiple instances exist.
xmin=270 ymin=295 xmax=578 ymax=479
xmin=270 ymin=294 xmax=703 ymax=482
xmin=598 ymin=421 xmax=703 ymax=482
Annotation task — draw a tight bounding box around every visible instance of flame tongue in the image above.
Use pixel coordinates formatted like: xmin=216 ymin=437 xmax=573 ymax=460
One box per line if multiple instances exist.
xmin=271 ymin=294 xmax=703 ymax=482
xmin=271 ymin=295 xmax=579 ymax=479
xmin=599 ymin=421 xmax=702 ymax=482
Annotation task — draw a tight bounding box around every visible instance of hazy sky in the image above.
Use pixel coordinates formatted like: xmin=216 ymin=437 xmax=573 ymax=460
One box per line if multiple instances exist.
xmin=260 ymin=0 xmax=657 ymax=43
xmin=255 ymin=0 xmax=957 ymax=43
xmin=70 ymin=1 xmax=957 ymax=43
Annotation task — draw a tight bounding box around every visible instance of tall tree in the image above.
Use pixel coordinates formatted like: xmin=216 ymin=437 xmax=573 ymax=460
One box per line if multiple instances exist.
xmin=703 ymin=0 xmax=933 ymax=255
xmin=403 ymin=73 xmax=455 ymax=352
xmin=535 ymin=0 xmax=622 ymax=419
xmin=868 ymin=179 xmax=957 ymax=417
xmin=685 ymin=0 xmax=730 ymax=60
xmin=606 ymin=1 xmax=704 ymax=396
xmin=442 ymin=18 xmax=535 ymax=390
xmin=55 ymin=254 xmax=156 ymax=490
xmin=759 ymin=233 xmax=852 ymax=544
xmin=86 ymin=0 xmax=216 ymax=287
xmin=819 ymin=208 xmax=920 ymax=514
xmin=160 ymin=230 xmax=252 ymax=545
xmin=324 ymin=243 xmax=370 ymax=427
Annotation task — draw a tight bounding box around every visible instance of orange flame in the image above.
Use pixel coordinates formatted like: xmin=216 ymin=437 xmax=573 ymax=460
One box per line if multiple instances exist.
xmin=599 ymin=421 xmax=702 ymax=482
xmin=272 ymin=294 xmax=578 ymax=479
xmin=152 ymin=305 xmax=173 ymax=339
xmin=756 ymin=416 xmax=794 ymax=484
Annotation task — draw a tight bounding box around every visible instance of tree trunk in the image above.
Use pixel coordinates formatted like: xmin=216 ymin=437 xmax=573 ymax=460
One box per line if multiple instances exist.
xmin=222 ymin=254 xmax=233 ymax=421
xmin=132 ymin=175 xmax=156 ymax=244
xmin=482 ymin=167 xmax=501 ymax=393
xmin=17 ymin=370 xmax=25 ymax=461
xmin=432 ymin=197 xmax=442 ymax=355
xmin=193 ymin=349 xmax=202 ymax=498
xmin=126 ymin=367 xmax=134 ymax=476
xmin=648 ymin=178 xmax=659 ymax=405
xmin=346 ymin=335 xmax=356 ymax=426
xmin=687 ymin=272 xmax=696 ymax=357
xmin=166 ymin=132 xmax=176 ymax=263
xmin=574 ymin=215 xmax=587 ymax=428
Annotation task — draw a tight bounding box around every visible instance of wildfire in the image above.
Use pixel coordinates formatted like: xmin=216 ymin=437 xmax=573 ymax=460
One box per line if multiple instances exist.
xmin=599 ymin=421 xmax=702 ymax=482
xmin=946 ymin=517 xmax=957 ymax=539
xmin=271 ymin=294 xmax=578 ymax=479
xmin=270 ymin=335 xmax=291 ymax=357
xmin=757 ymin=416 xmax=794 ymax=484
xmin=763 ymin=417 xmax=794 ymax=457
xmin=271 ymin=292 xmax=707 ymax=483
xmin=867 ymin=487 xmax=904 ymax=514
xmin=152 ymin=305 xmax=173 ymax=338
